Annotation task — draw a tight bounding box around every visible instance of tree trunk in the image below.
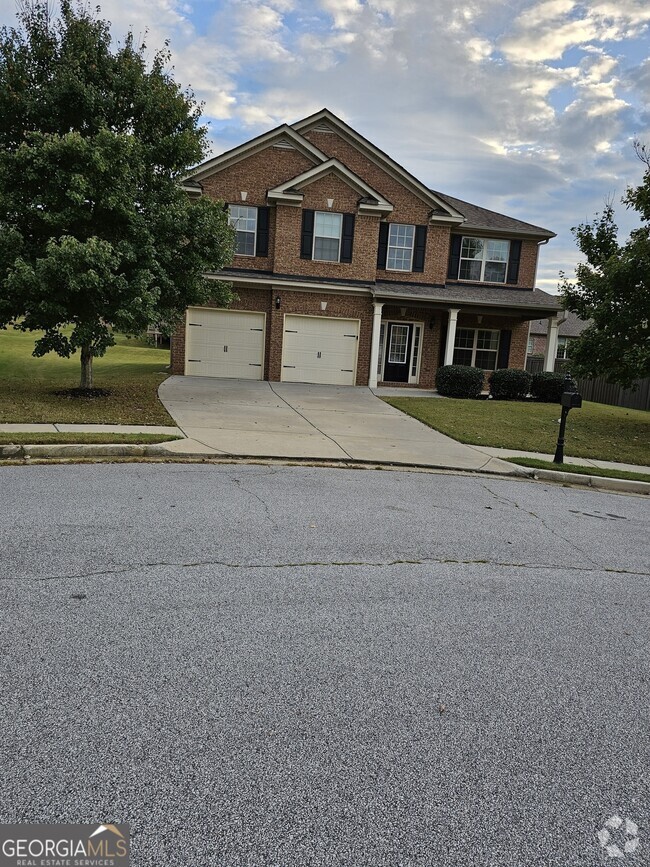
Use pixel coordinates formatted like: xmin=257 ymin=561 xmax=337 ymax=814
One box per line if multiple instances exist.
xmin=80 ymin=345 xmax=93 ymax=390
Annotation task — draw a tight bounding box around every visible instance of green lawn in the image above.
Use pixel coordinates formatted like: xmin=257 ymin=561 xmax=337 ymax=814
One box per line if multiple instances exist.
xmin=0 ymin=433 xmax=180 ymax=445
xmin=384 ymin=397 xmax=650 ymax=466
xmin=505 ymin=457 xmax=650 ymax=484
xmin=0 ymin=328 xmax=174 ymax=424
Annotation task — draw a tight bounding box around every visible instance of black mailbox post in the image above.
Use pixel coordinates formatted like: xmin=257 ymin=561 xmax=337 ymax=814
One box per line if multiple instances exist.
xmin=554 ymin=374 xmax=582 ymax=464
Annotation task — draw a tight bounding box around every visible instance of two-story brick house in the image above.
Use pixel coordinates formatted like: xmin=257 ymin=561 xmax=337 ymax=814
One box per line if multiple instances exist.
xmin=170 ymin=109 xmax=562 ymax=388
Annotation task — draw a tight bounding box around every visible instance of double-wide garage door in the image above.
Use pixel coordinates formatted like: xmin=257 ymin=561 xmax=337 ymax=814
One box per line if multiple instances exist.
xmin=185 ymin=308 xmax=265 ymax=379
xmin=282 ymin=315 xmax=359 ymax=386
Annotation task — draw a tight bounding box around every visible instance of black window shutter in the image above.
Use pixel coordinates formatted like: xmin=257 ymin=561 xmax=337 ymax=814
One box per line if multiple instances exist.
xmin=255 ymin=207 xmax=270 ymax=258
xmin=300 ymin=209 xmax=315 ymax=259
xmin=497 ymin=329 xmax=512 ymax=368
xmin=447 ymin=235 xmax=462 ymax=279
xmin=413 ymin=226 xmax=427 ymax=272
xmin=377 ymin=223 xmax=389 ymax=269
xmin=506 ymin=240 xmax=522 ymax=284
xmin=341 ymin=214 xmax=355 ymax=263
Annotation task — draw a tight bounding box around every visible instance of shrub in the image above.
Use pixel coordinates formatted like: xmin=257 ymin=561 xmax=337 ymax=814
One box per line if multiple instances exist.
xmin=489 ymin=368 xmax=531 ymax=400
xmin=435 ymin=365 xmax=484 ymax=398
xmin=530 ymin=371 xmax=566 ymax=403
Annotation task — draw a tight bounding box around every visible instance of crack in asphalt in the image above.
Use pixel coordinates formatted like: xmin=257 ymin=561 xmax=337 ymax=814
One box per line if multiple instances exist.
xmin=1 ymin=557 xmax=646 ymax=584
xmin=481 ymin=482 xmax=604 ymax=570
xmin=230 ymin=475 xmax=278 ymax=529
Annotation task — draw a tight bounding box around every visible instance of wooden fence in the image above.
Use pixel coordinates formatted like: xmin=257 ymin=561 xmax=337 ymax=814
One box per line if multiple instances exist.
xmin=525 ymin=357 xmax=650 ymax=411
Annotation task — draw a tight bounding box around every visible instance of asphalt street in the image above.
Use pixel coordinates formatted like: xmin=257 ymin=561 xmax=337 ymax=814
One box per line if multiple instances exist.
xmin=1 ymin=463 xmax=649 ymax=866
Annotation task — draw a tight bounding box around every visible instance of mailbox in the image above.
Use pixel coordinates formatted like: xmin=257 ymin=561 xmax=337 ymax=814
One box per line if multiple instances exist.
xmin=554 ymin=375 xmax=583 ymax=463
xmin=561 ymin=391 xmax=582 ymax=409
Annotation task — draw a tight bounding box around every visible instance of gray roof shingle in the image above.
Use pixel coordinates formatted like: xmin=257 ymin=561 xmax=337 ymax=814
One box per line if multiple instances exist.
xmin=431 ymin=191 xmax=555 ymax=238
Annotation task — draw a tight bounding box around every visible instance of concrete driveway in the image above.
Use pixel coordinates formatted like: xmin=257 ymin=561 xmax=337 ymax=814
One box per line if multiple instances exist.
xmin=158 ymin=377 xmax=514 ymax=473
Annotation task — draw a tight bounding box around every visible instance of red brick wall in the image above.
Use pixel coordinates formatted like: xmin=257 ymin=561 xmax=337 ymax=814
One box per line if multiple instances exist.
xmin=171 ymin=288 xmax=374 ymax=384
xmin=201 ymin=147 xmax=314 ymax=273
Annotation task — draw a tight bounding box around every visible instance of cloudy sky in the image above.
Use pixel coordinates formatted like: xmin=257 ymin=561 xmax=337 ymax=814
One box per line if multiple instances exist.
xmin=2 ymin=0 xmax=650 ymax=295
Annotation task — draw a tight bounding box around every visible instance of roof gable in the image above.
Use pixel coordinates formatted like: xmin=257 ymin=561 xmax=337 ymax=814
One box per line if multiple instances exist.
xmin=267 ymin=159 xmax=393 ymax=214
xmin=292 ymin=109 xmax=464 ymax=225
xmin=185 ymin=125 xmax=328 ymax=183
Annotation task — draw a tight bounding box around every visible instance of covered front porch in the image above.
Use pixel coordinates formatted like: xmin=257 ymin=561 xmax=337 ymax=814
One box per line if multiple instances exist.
xmin=368 ymin=286 xmax=563 ymax=389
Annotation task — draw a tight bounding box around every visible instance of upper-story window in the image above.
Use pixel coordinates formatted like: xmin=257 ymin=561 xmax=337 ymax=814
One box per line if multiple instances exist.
xmin=386 ymin=224 xmax=415 ymax=271
xmin=377 ymin=223 xmax=427 ymax=273
xmin=228 ymin=205 xmax=270 ymax=258
xmin=459 ymin=238 xmax=510 ymax=283
xmin=313 ymin=212 xmax=343 ymax=262
xmin=300 ymin=210 xmax=354 ymax=263
xmin=228 ymin=205 xmax=257 ymax=256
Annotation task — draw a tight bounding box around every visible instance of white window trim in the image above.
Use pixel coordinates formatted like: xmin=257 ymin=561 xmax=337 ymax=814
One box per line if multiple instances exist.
xmin=229 ymin=205 xmax=257 ymax=258
xmin=313 ymin=211 xmax=342 ymax=263
xmin=386 ymin=223 xmax=415 ymax=272
xmin=556 ymin=335 xmax=569 ymax=359
xmin=453 ymin=327 xmax=500 ymax=370
xmin=378 ymin=320 xmax=424 ymax=384
xmin=458 ymin=237 xmax=510 ymax=284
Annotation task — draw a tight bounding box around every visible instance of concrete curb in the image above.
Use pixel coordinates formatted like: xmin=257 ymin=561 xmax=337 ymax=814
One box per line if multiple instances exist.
xmin=1 ymin=443 xmax=647 ymax=494
xmin=516 ymin=466 xmax=650 ymax=495
xmin=0 ymin=443 xmax=170 ymax=459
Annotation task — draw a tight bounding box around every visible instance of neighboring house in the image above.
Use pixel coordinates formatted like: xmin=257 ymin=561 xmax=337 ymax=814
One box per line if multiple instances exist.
xmin=527 ymin=310 xmax=589 ymax=360
xmin=171 ymin=109 xmax=562 ymax=388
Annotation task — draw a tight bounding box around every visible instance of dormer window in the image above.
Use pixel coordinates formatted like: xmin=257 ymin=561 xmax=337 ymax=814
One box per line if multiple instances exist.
xmin=459 ymin=238 xmax=510 ymax=283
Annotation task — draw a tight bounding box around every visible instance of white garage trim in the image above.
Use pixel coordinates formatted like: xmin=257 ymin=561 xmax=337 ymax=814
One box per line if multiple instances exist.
xmin=281 ymin=313 xmax=360 ymax=386
xmin=184 ymin=307 xmax=266 ymax=379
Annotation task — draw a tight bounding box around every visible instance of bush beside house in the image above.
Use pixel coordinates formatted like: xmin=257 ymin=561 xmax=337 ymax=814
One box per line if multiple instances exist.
xmin=489 ymin=368 xmax=532 ymax=400
xmin=436 ymin=365 xmax=484 ymax=398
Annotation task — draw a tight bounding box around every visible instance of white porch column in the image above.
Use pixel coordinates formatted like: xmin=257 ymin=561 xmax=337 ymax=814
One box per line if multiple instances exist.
xmin=443 ymin=308 xmax=461 ymax=366
xmin=544 ymin=316 xmax=560 ymax=371
xmin=368 ymin=302 xmax=384 ymax=388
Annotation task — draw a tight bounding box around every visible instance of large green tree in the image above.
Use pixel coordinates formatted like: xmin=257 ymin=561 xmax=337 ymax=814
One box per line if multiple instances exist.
xmin=0 ymin=1 xmax=233 ymax=389
xmin=560 ymin=146 xmax=650 ymax=389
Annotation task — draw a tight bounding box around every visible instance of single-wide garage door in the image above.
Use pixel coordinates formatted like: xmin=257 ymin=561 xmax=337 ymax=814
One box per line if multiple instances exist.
xmin=282 ymin=314 xmax=360 ymax=386
xmin=185 ymin=308 xmax=265 ymax=379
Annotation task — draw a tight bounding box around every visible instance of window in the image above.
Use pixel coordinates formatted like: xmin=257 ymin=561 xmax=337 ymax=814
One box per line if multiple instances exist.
xmin=388 ymin=324 xmax=410 ymax=363
xmin=452 ymin=328 xmax=500 ymax=370
xmin=387 ymin=224 xmax=415 ymax=271
xmin=556 ymin=336 xmax=572 ymax=359
xmin=527 ymin=336 xmax=534 ymax=354
xmin=313 ymin=212 xmax=342 ymax=262
xmin=459 ymin=237 xmax=509 ymax=283
xmin=228 ymin=205 xmax=257 ymax=256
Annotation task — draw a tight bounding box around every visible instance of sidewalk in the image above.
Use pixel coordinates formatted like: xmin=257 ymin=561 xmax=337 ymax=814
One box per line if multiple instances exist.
xmin=1 ymin=421 xmax=648 ymax=477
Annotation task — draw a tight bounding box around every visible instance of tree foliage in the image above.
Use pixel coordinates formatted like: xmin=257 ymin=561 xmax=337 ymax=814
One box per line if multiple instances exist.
xmin=0 ymin=1 xmax=234 ymax=388
xmin=560 ymin=151 xmax=650 ymax=390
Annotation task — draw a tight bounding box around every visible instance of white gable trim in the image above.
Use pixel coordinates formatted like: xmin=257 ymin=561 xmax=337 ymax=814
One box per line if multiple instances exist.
xmin=292 ymin=109 xmax=465 ymax=225
xmin=184 ymin=125 xmax=329 ymax=184
xmin=267 ymin=159 xmax=393 ymax=214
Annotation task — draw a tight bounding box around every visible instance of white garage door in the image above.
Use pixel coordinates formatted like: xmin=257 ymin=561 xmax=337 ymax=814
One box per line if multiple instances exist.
xmin=185 ymin=308 xmax=265 ymax=379
xmin=282 ymin=314 xmax=360 ymax=386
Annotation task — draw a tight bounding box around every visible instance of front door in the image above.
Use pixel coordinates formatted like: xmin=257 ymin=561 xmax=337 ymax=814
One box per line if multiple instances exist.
xmin=383 ymin=322 xmax=413 ymax=383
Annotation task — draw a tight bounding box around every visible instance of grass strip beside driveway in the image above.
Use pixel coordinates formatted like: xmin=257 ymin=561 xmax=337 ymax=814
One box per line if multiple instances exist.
xmin=384 ymin=397 xmax=650 ymax=465
xmin=0 ymin=329 xmax=174 ymax=425
xmin=0 ymin=433 xmax=181 ymax=446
